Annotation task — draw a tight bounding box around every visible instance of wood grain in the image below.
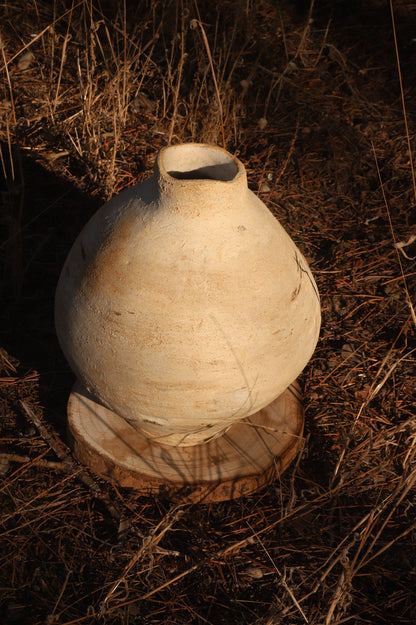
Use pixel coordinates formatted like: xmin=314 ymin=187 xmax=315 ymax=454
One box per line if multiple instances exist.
xmin=67 ymin=381 xmax=304 ymax=502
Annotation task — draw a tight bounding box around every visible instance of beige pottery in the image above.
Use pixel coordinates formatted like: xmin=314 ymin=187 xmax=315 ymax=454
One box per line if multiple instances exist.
xmin=55 ymin=143 xmax=321 ymax=446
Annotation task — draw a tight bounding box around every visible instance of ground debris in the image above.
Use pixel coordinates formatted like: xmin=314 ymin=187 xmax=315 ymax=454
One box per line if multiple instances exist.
xmin=1 ymin=1 xmax=416 ymax=624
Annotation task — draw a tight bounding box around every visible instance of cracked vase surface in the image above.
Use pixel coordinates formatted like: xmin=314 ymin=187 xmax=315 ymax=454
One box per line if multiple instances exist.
xmin=55 ymin=143 xmax=321 ymax=446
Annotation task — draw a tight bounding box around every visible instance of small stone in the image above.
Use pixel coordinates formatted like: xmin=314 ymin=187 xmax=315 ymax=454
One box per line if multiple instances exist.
xmin=258 ymin=182 xmax=271 ymax=193
xmin=258 ymin=117 xmax=268 ymax=130
xmin=0 ymin=456 xmax=10 ymax=476
xmin=243 ymin=566 xmax=264 ymax=579
xmin=17 ymin=51 xmax=34 ymax=70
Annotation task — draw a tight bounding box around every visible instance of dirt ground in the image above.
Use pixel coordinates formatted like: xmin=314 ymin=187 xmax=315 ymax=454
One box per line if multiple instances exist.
xmin=1 ymin=1 xmax=416 ymax=624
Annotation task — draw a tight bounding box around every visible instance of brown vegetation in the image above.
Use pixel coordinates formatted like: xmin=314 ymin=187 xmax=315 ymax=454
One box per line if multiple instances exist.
xmin=1 ymin=1 xmax=415 ymax=623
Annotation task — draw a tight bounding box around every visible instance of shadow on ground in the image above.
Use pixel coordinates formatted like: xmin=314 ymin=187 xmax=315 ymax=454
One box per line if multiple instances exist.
xmin=1 ymin=148 xmax=102 ymax=431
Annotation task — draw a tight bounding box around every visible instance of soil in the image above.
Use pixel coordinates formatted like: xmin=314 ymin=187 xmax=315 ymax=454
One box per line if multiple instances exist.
xmin=1 ymin=1 xmax=416 ymax=624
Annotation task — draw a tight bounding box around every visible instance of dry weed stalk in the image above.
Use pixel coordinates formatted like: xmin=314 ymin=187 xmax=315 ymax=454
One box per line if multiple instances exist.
xmin=99 ymin=505 xmax=184 ymax=617
xmin=20 ymin=400 xmax=121 ymax=521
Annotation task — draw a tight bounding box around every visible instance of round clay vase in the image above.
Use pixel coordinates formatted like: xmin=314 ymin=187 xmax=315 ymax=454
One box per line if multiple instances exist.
xmin=55 ymin=143 xmax=321 ymax=450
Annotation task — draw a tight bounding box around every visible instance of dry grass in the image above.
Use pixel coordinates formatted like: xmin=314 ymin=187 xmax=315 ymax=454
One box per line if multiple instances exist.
xmin=1 ymin=0 xmax=416 ymax=624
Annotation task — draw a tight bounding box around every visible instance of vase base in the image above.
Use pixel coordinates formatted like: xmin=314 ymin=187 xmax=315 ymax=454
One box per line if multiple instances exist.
xmin=67 ymin=381 xmax=304 ymax=503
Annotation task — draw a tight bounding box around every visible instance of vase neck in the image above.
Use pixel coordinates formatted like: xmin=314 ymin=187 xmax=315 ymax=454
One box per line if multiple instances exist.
xmin=153 ymin=143 xmax=247 ymax=209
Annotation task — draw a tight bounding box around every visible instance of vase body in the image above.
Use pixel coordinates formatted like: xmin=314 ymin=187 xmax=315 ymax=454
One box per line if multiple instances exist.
xmin=55 ymin=143 xmax=321 ymax=446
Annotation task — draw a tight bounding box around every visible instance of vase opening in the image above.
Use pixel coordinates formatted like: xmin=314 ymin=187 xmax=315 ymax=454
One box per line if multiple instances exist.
xmin=162 ymin=144 xmax=239 ymax=182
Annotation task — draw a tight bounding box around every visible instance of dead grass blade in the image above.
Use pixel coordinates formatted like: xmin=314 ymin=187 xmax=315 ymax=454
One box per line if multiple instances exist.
xmin=372 ymin=141 xmax=416 ymax=328
xmin=192 ymin=2 xmax=225 ymax=148
xmin=99 ymin=505 xmax=184 ymax=617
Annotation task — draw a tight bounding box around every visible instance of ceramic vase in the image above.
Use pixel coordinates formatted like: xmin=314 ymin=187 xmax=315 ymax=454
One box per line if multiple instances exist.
xmin=55 ymin=143 xmax=321 ymax=448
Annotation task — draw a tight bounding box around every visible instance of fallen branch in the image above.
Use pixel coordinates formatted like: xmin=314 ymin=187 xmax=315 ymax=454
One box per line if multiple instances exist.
xmin=20 ymin=400 xmax=121 ymax=521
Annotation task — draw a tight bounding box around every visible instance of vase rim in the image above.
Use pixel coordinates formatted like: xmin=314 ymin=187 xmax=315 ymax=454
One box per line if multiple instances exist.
xmin=156 ymin=143 xmax=245 ymax=185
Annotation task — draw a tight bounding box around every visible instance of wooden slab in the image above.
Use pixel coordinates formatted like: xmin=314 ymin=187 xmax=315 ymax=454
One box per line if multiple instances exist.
xmin=67 ymin=381 xmax=304 ymax=503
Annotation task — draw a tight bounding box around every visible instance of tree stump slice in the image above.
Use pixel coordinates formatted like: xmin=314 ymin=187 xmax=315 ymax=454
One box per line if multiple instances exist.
xmin=67 ymin=381 xmax=304 ymax=503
